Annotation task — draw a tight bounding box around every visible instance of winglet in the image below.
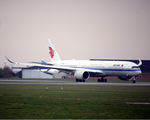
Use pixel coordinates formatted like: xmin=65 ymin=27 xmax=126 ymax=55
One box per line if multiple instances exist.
xmin=5 ymin=56 xmax=13 ymax=63
xmin=137 ymin=59 xmax=142 ymax=67
xmin=5 ymin=56 xmax=17 ymax=64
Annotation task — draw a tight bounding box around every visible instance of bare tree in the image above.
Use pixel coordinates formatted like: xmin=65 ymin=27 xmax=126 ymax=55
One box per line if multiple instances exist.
xmin=0 ymin=68 xmax=3 ymax=78
xmin=3 ymin=66 xmax=15 ymax=78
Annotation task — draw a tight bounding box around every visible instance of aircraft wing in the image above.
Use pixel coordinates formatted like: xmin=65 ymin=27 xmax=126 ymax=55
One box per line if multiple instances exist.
xmin=6 ymin=57 xmax=75 ymax=71
xmin=6 ymin=57 xmax=104 ymax=75
xmin=31 ymin=62 xmax=53 ymax=66
xmin=6 ymin=57 xmax=54 ymax=68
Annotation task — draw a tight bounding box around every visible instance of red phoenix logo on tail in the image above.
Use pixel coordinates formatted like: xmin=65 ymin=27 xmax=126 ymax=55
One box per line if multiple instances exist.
xmin=49 ymin=46 xmax=54 ymax=58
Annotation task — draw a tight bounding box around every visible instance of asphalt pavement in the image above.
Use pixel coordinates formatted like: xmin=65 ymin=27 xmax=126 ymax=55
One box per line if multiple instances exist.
xmin=0 ymin=79 xmax=150 ymax=86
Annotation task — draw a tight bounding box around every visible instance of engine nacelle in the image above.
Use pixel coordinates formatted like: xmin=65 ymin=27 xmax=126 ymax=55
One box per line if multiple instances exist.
xmin=74 ymin=70 xmax=89 ymax=80
xmin=48 ymin=69 xmax=59 ymax=75
xmin=118 ymin=76 xmax=132 ymax=81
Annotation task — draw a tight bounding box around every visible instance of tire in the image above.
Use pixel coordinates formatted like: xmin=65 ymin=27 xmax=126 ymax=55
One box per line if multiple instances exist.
xmin=76 ymin=79 xmax=85 ymax=82
xmin=97 ymin=79 xmax=101 ymax=82
xmin=104 ymin=79 xmax=107 ymax=82
xmin=76 ymin=79 xmax=79 ymax=82
xmin=133 ymin=80 xmax=136 ymax=83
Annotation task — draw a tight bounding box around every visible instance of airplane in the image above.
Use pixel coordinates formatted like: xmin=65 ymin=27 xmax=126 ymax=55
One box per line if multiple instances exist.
xmin=6 ymin=39 xmax=142 ymax=83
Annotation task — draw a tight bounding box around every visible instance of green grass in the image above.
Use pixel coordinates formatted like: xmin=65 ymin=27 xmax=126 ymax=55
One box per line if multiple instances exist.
xmin=0 ymin=84 xmax=150 ymax=119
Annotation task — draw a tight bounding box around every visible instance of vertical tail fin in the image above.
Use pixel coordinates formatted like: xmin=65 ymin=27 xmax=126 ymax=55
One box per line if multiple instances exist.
xmin=48 ymin=39 xmax=61 ymax=62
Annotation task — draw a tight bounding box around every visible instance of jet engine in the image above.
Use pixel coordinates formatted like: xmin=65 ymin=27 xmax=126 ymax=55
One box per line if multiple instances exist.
xmin=74 ymin=70 xmax=89 ymax=80
xmin=118 ymin=76 xmax=132 ymax=81
xmin=48 ymin=69 xmax=59 ymax=75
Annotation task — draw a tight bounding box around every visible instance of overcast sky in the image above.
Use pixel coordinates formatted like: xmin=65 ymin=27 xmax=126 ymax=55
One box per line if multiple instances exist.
xmin=0 ymin=0 xmax=150 ymax=67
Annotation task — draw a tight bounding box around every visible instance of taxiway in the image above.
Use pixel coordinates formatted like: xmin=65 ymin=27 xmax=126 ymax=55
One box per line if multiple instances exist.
xmin=0 ymin=79 xmax=150 ymax=86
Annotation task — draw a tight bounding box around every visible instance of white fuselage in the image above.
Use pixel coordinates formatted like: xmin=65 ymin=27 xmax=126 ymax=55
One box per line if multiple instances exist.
xmin=51 ymin=60 xmax=141 ymax=77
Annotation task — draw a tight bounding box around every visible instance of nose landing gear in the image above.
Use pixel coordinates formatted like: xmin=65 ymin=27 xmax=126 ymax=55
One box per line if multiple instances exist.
xmin=97 ymin=77 xmax=107 ymax=82
xmin=132 ymin=76 xmax=136 ymax=83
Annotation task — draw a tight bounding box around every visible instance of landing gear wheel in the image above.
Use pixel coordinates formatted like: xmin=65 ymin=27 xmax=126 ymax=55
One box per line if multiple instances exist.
xmin=82 ymin=80 xmax=85 ymax=82
xmin=76 ymin=79 xmax=85 ymax=82
xmin=104 ymin=79 xmax=107 ymax=82
xmin=97 ymin=79 xmax=101 ymax=82
xmin=76 ymin=79 xmax=80 ymax=82
xmin=133 ymin=80 xmax=136 ymax=83
xmin=97 ymin=77 xmax=107 ymax=82
xmin=76 ymin=79 xmax=78 ymax=82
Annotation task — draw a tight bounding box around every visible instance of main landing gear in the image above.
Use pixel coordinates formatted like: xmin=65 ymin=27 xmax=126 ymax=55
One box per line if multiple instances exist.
xmin=97 ymin=77 xmax=107 ymax=83
xmin=133 ymin=80 xmax=136 ymax=83
xmin=76 ymin=79 xmax=85 ymax=82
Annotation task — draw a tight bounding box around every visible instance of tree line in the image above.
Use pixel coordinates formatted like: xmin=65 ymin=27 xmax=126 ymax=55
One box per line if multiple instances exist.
xmin=0 ymin=66 xmax=15 ymax=78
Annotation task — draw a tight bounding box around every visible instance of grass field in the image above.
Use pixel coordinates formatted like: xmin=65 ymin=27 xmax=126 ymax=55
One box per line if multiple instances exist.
xmin=0 ymin=84 xmax=150 ymax=119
